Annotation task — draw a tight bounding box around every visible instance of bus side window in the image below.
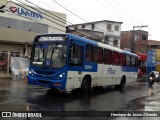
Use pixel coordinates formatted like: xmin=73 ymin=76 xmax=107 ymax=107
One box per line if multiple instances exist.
xmin=93 ymin=47 xmax=103 ymax=63
xmin=126 ymin=55 xmax=131 ymax=66
xmin=69 ymin=43 xmax=84 ymax=66
xmin=86 ymin=44 xmax=93 ymax=62
xmin=104 ymin=49 xmax=112 ymax=65
xmin=112 ymin=51 xmax=119 ymax=65
xmin=119 ymin=53 xmax=126 ymax=66
xmin=131 ymin=57 xmax=135 ymax=67
xmin=131 ymin=56 xmax=138 ymax=67
xmin=135 ymin=58 xmax=138 ymax=67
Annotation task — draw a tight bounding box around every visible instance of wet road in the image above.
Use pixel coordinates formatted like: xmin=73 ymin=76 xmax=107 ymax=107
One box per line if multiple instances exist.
xmin=0 ymin=79 xmax=160 ymax=120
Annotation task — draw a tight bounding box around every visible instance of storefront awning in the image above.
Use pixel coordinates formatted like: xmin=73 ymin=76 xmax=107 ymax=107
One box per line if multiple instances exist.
xmin=137 ymin=54 xmax=147 ymax=60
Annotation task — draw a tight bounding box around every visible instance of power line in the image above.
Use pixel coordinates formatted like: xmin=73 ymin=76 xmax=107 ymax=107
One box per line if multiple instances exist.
xmin=20 ymin=0 xmax=120 ymax=41
xmin=5 ymin=1 xmax=103 ymax=40
xmin=23 ymin=0 xmax=67 ymax=25
xmin=112 ymin=0 xmax=145 ymax=25
xmin=103 ymin=0 xmax=141 ymax=25
xmin=112 ymin=0 xmax=160 ymax=39
xmin=96 ymin=0 xmax=134 ymax=26
xmin=52 ymin=0 xmax=88 ymax=23
xmin=8 ymin=0 xmax=116 ymax=43
xmin=37 ymin=0 xmax=78 ymax=24
xmin=13 ymin=0 xmax=107 ymax=40
xmin=13 ymin=0 xmax=66 ymax=29
xmin=51 ymin=0 xmax=112 ymax=35
xmin=4 ymin=2 xmax=66 ymax=32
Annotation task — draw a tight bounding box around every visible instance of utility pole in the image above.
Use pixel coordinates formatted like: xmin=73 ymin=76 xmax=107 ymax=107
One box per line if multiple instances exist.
xmin=132 ymin=25 xmax=148 ymax=53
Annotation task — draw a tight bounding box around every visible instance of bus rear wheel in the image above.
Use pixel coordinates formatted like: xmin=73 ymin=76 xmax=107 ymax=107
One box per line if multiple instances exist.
xmin=119 ymin=77 xmax=126 ymax=91
xmin=81 ymin=76 xmax=91 ymax=93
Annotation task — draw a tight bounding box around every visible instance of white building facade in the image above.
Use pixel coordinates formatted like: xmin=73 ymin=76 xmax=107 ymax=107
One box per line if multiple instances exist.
xmin=0 ymin=0 xmax=66 ymax=76
xmin=67 ymin=20 xmax=122 ymax=48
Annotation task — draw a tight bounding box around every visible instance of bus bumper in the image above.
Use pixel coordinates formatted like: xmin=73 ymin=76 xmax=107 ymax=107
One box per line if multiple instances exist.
xmin=28 ymin=75 xmax=66 ymax=90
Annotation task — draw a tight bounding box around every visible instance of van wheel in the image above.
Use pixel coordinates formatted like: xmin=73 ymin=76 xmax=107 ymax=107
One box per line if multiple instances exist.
xmin=81 ymin=76 xmax=91 ymax=93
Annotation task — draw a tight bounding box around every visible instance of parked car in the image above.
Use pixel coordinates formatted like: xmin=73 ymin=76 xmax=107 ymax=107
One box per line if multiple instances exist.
xmin=149 ymin=71 xmax=160 ymax=82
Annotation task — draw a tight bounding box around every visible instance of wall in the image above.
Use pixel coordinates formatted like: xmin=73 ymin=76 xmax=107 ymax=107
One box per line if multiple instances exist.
xmin=0 ymin=1 xmax=66 ymax=76
xmin=76 ymin=21 xmax=121 ymax=48
xmin=121 ymin=30 xmax=148 ymax=54
xmin=1 ymin=1 xmax=66 ymax=33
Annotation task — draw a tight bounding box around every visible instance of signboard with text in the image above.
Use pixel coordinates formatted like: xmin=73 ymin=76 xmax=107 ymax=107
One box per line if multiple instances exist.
xmin=9 ymin=5 xmax=43 ymax=20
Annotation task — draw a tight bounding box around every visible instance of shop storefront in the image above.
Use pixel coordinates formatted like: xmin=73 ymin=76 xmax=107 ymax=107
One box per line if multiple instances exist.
xmin=0 ymin=1 xmax=66 ymax=76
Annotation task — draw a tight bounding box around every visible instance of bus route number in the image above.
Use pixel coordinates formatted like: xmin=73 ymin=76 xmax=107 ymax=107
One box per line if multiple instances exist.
xmin=85 ymin=65 xmax=92 ymax=70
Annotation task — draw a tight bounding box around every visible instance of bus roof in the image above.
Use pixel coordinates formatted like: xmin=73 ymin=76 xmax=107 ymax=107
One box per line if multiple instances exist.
xmin=123 ymin=50 xmax=138 ymax=57
xmin=35 ymin=33 xmax=138 ymax=57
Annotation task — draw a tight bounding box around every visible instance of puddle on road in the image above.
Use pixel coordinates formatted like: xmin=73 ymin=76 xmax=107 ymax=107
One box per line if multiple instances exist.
xmin=123 ymin=96 xmax=146 ymax=110
xmin=124 ymin=87 xmax=160 ymax=111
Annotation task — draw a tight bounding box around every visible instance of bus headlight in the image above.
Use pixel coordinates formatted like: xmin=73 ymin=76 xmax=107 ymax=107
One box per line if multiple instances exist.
xmin=55 ymin=73 xmax=66 ymax=80
xmin=29 ymin=69 xmax=36 ymax=76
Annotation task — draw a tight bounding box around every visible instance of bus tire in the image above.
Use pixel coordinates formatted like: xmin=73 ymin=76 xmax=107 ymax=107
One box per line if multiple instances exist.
xmin=120 ymin=76 xmax=126 ymax=90
xmin=47 ymin=88 xmax=59 ymax=96
xmin=81 ymin=76 xmax=91 ymax=93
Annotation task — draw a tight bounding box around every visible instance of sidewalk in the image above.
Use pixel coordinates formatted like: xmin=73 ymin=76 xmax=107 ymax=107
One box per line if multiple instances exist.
xmin=0 ymin=73 xmax=11 ymax=79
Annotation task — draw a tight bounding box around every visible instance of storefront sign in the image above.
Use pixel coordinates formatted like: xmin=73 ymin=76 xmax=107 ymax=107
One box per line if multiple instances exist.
xmin=9 ymin=6 xmax=43 ymax=20
xmin=147 ymin=50 xmax=156 ymax=67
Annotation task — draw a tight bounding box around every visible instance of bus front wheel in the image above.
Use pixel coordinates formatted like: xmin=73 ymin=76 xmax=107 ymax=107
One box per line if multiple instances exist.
xmin=81 ymin=76 xmax=91 ymax=93
xmin=47 ymin=88 xmax=59 ymax=96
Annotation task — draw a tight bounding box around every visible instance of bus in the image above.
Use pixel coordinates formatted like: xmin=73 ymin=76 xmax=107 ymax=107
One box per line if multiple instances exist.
xmin=28 ymin=33 xmax=138 ymax=93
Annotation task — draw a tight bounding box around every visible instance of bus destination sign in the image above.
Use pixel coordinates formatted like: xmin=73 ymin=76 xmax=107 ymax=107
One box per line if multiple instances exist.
xmin=39 ymin=36 xmax=66 ymax=42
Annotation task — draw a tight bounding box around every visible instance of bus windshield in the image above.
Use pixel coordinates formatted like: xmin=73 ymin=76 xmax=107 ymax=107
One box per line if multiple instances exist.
xmin=31 ymin=43 xmax=67 ymax=68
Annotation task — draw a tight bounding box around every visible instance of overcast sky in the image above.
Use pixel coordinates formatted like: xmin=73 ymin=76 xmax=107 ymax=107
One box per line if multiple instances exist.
xmin=18 ymin=0 xmax=160 ymax=40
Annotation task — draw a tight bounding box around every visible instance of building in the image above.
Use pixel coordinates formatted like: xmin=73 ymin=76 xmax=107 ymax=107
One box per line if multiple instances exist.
xmin=67 ymin=20 xmax=123 ymax=48
xmin=121 ymin=29 xmax=160 ymax=73
xmin=121 ymin=30 xmax=148 ymax=54
xmin=148 ymin=40 xmax=160 ymax=49
xmin=0 ymin=0 xmax=66 ymax=75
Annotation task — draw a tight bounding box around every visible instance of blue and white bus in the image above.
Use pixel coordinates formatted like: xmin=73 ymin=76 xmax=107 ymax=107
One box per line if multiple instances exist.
xmin=28 ymin=33 xmax=138 ymax=93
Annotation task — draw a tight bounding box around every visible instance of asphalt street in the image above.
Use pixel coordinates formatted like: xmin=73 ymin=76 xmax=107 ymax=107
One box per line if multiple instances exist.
xmin=0 ymin=78 xmax=160 ymax=120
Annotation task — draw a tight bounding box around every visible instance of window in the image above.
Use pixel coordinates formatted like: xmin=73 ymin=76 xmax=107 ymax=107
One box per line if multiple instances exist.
xmin=104 ymin=35 xmax=109 ymax=44
xmin=86 ymin=44 xmax=93 ymax=62
xmin=92 ymin=24 xmax=95 ymax=30
xmin=115 ymin=25 xmax=119 ymax=31
xmin=11 ymin=52 xmax=20 ymax=57
xmin=104 ymin=40 xmax=109 ymax=44
xmin=69 ymin=43 xmax=83 ymax=66
xmin=126 ymin=55 xmax=131 ymax=66
xmin=119 ymin=53 xmax=126 ymax=66
xmin=131 ymin=57 xmax=136 ymax=67
xmin=131 ymin=57 xmax=138 ymax=67
xmin=82 ymin=25 xmax=85 ymax=28
xmin=134 ymin=35 xmax=139 ymax=41
xmin=113 ymin=39 xmax=118 ymax=46
xmin=112 ymin=51 xmax=119 ymax=65
xmin=107 ymin=24 xmax=112 ymax=31
xmin=142 ymin=34 xmax=147 ymax=40
xmin=93 ymin=47 xmax=103 ymax=63
xmin=104 ymin=49 xmax=112 ymax=65
xmin=32 ymin=43 xmax=67 ymax=68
